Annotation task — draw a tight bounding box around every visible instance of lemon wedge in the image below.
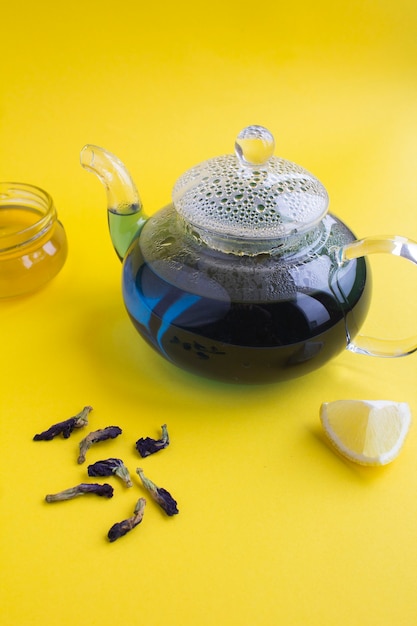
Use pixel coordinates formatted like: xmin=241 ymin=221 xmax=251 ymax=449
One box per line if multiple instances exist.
xmin=320 ymin=400 xmax=412 ymax=466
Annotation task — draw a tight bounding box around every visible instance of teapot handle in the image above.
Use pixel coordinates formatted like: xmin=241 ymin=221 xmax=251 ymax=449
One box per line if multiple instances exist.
xmin=334 ymin=235 xmax=417 ymax=357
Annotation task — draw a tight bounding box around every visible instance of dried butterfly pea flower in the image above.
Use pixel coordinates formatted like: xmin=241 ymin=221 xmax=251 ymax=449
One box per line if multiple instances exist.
xmin=78 ymin=426 xmax=122 ymax=464
xmin=33 ymin=406 xmax=93 ymax=441
xmin=107 ymin=497 xmax=146 ymax=542
xmin=45 ymin=482 xmax=114 ymax=502
xmin=136 ymin=467 xmax=179 ymax=516
xmin=135 ymin=423 xmax=170 ymax=457
xmin=88 ymin=458 xmax=133 ymax=487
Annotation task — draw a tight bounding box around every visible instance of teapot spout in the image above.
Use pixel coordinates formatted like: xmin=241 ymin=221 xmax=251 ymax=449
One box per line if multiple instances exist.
xmin=80 ymin=145 xmax=147 ymax=260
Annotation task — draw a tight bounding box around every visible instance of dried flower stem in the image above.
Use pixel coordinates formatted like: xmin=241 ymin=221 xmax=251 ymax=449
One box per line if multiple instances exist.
xmin=135 ymin=424 xmax=170 ymax=457
xmin=33 ymin=406 xmax=93 ymax=441
xmin=136 ymin=467 xmax=179 ymax=516
xmin=78 ymin=426 xmax=122 ymax=464
xmin=107 ymin=497 xmax=147 ymax=542
xmin=88 ymin=458 xmax=133 ymax=487
xmin=45 ymin=483 xmax=114 ymax=502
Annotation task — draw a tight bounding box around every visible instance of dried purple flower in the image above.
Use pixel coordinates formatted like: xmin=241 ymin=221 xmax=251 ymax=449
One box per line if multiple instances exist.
xmin=78 ymin=426 xmax=122 ymax=464
xmin=88 ymin=458 xmax=133 ymax=487
xmin=136 ymin=467 xmax=179 ymax=516
xmin=45 ymin=482 xmax=114 ymax=502
xmin=107 ymin=497 xmax=146 ymax=542
xmin=135 ymin=424 xmax=170 ymax=457
xmin=33 ymin=406 xmax=93 ymax=441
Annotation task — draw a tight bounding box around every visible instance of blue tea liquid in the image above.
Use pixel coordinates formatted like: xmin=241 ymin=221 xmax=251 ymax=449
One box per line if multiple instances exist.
xmin=121 ymin=212 xmax=370 ymax=383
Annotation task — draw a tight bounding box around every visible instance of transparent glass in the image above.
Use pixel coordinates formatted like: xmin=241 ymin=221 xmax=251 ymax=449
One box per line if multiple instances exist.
xmin=0 ymin=182 xmax=67 ymax=298
xmin=335 ymin=235 xmax=417 ymax=357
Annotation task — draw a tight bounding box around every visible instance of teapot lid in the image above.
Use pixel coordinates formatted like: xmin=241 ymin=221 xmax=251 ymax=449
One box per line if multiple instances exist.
xmin=172 ymin=125 xmax=329 ymax=254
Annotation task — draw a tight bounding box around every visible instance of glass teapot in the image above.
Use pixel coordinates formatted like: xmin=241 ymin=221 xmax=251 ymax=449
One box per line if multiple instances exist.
xmin=80 ymin=125 xmax=417 ymax=383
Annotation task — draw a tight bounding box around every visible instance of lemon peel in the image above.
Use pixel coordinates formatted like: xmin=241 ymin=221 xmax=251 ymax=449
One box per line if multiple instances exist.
xmin=320 ymin=400 xmax=412 ymax=466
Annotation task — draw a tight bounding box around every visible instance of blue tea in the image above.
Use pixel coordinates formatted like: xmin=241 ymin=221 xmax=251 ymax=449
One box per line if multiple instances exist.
xmin=122 ymin=209 xmax=370 ymax=383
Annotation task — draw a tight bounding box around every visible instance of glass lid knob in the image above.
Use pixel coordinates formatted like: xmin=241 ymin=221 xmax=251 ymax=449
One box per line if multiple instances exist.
xmin=235 ymin=125 xmax=275 ymax=166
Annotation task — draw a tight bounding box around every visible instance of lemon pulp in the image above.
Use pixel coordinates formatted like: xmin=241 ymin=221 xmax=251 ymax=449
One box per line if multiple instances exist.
xmin=320 ymin=400 xmax=411 ymax=466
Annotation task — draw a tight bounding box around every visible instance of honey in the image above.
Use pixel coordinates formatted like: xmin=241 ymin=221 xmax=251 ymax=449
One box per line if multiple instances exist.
xmin=0 ymin=183 xmax=67 ymax=298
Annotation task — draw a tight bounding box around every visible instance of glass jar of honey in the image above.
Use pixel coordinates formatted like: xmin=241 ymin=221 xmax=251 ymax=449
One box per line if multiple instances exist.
xmin=0 ymin=182 xmax=67 ymax=298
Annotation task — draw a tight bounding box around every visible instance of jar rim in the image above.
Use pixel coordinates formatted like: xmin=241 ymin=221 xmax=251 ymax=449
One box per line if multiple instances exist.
xmin=0 ymin=182 xmax=56 ymax=253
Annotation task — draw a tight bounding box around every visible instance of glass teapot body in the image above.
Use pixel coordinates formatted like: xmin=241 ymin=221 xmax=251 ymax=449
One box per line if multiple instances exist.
xmin=122 ymin=205 xmax=370 ymax=383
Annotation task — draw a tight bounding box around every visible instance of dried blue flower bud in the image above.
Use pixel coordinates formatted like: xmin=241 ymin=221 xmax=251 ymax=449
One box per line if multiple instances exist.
xmin=107 ymin=497 xmax=146 ymax=542
xmin=88 ymin=458 xmax=133 ymax=487
xmin=33 ymin=406 xmax=93 ymax=441
xmin=135 ymin=424 xmax=170 ymax=457
xmin=136 ymin=467 xmax=179 ymax=516
xmin=45 ymin=482 xmax=114 ymax=502
xmin=78 ymin=426 xmax=122 ymax=464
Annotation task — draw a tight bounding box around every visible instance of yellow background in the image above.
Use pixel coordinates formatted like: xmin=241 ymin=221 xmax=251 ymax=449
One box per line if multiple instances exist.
xmin=1 ymin=1 xmax=417 ymax=624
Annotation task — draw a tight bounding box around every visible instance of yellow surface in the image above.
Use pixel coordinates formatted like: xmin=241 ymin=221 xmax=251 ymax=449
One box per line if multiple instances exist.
xmin=1 ymin=1 xmax=417 ymax=624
